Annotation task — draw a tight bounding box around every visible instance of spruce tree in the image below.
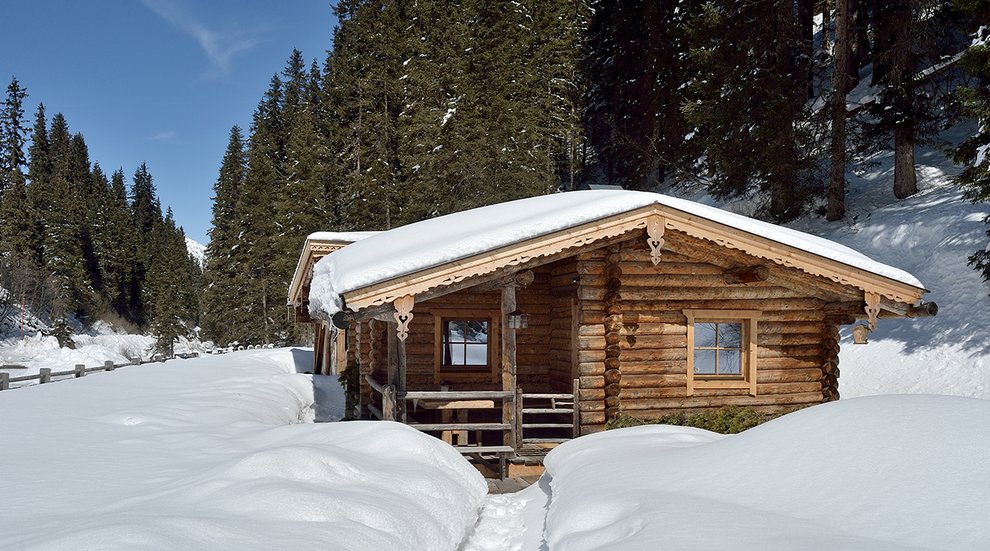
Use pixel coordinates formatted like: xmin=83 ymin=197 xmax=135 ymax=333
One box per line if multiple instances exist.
xmin=954 ymin=2 xmax=990 ymax=280
xmin=202 ymin=126 xmax=247 ymax=345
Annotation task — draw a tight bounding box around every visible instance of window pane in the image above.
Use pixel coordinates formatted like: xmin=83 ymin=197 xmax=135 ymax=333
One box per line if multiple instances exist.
xmin=448 ymin=343 xmax=466 ymax=365
xmin=465 ymin=320 xmax=489 ymax=343
xmin=694 ymin=349 xmax=717 ymax=374
xmin=696 ymin=323 xmax=718 ymax=348
xmin=443 ymin=320 xmax=468 ymax=344
xmin=719 ymin=349 xmax=741 ymax=375
xmin=464 ymin=343 xmax=488 ymax=366
xmin=719 ymin=323 xmax=742 ymax=348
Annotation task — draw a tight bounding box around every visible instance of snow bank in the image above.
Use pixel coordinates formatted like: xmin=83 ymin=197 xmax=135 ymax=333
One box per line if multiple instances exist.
xmin=0 ymin=349 xmax=487 ymax=550
xmin=542 ymin=395 xmax=990 ymax=550
xmin=309 ymin=190 xmax=923 ymax=317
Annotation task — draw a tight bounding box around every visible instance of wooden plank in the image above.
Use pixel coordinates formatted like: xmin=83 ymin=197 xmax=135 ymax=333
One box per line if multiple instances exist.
xmin=412 ymin=423 xmax=510 ymax=431
xmin=523 ymin=408 xmax=574 ymax=414
xmin=453 ymin=446 xmax=515 ymax=453
xmin=404 ymin=390 xmax=515 ymax=400
xmin=416 ymin=399 xmax=496 ymax=410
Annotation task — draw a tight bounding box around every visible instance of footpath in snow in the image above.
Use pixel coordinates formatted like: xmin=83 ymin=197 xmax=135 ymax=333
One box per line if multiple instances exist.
xmin=0 ymin=349 xmax=487 ymax=550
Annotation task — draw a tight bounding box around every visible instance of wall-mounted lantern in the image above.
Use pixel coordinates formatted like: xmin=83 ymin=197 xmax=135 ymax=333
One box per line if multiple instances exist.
xmin=852 ymin=324 xmax=870 ymax=345
xmin=507 ymin=309 xmax=529 ymax=330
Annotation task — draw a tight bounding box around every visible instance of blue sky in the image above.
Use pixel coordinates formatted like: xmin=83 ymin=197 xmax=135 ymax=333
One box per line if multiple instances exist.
xmin=0 ymin=1 xmax=337 ymax=244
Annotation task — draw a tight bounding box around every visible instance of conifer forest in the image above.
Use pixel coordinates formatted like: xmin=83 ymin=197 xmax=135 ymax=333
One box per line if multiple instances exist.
xmin=3 ymin=0 xmax=990 ymax=349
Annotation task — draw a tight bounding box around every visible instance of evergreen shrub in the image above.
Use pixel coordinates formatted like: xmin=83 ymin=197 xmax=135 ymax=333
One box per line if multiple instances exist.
xmin=604 ymin=405 xmax=784 ymax=434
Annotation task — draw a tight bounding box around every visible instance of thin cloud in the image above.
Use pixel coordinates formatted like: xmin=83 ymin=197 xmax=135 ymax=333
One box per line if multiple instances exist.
xmin=141 ymin=0 xmax=266 ymax=73
xmin=149 ymin=130 xmax=177 ymax=142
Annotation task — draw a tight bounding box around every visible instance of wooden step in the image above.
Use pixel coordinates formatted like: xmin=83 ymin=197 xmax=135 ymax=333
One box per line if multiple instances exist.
xmin=522 ymin=423 xmax=574 ymax=429
xmin=411 ymin=423 xmax=510 ymax=431
xmin=523 ymin=408 xmax=574 ymax=414
xmin=522 ymin=438 xmax=571 ymax=444
xmin=453 ymin=445 xmax=515 ymax=454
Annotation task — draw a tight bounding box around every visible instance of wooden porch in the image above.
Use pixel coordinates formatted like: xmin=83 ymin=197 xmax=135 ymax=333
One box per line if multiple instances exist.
xmin=364 ymin=374 xmax=579 ymax=478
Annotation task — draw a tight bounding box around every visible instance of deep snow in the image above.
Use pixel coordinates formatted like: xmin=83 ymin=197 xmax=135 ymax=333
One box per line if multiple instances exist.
xmin=0 ymin=349 xmax=487 ymax=550
xmin=540 ymin=395 xmax=990 ymax=550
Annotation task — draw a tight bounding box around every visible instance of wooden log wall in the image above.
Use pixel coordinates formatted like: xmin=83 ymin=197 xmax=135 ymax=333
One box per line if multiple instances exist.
xmin=575 ymin=233 xmax=841 ymax=433
xmin=549 ymin=259 xmax=578 ymax=393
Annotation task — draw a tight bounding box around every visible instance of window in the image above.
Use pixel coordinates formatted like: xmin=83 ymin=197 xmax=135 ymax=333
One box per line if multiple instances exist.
xmin=684 ymin=310 xmax=760 ymax=396
xmin=434 ymin=311 xmax=500 ymax=383
xmin=441 ymin=319 xmax=490 ymax=369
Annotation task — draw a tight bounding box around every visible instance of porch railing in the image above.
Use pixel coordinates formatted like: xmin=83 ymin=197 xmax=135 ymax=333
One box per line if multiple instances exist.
xmin=517 ymin=377 xmax=580 ymax=446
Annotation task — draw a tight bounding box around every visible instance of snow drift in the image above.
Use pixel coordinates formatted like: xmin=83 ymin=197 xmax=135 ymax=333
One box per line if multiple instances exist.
xmin=0 ymin=349 xmax=487 ymax=550
xmin=542 ymin=394 xmax=990 ymax=550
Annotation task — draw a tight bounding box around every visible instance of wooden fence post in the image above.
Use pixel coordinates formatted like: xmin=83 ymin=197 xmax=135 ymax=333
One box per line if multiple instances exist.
xmin=0 ymin=372 xmax=8 ymax=390
xmin=104 ymin=360 xmax=115 ymax=372
xmin=74 ymin=364 xmax=85 ymax=378
xmin=573 ymin=378 xmax=581 ymax=438
xmin=515 ymin=387 xmax=524 ymax=449
xmin=40 ymin=368 xmax=51 ymax=384
xmin=382 ymin=385 xmax=396 ymax=421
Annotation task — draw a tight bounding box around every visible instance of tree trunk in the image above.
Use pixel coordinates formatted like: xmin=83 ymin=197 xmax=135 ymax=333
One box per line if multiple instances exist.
xmin=847 ymin=0 xmax=863 ymax=87
xmin=799 ymin=0 xmax=815 ymax=99
xmin=822 ymin=0 xmax=831 ymax=54
xmin=828 ymin=0 xmax=849 ymax=221
xmin=891 ymin=0 xmax=917 ymax=199
xmin=893 ymin=124 xmax=917 ymax=198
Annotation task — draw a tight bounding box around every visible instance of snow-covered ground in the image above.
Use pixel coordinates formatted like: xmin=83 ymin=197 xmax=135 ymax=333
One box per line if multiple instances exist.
xmin=536 ymin=395 xmax=990 ymax=550
xmin=0 ymin=349 xmax=487 ymax=550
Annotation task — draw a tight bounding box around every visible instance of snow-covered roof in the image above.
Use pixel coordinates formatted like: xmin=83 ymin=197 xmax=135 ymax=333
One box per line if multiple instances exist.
xmin=287 ymin=231 xmax=380 ymax=308
xmin=309 ymin=191 xmax=926 ymax=317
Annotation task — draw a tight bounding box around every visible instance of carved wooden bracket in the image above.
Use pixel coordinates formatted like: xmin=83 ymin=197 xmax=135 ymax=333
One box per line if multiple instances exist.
xmin=864 ymin=291 xmax=881 ymax=331
xmin=646 ymin=215 xmax=666 ymax=265
xmin=392 ymin=295 xmax=415 ymax=341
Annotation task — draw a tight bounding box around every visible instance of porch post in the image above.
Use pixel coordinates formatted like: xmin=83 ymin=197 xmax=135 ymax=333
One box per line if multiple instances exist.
xmin=386 ymin=321 xmax=407 ymax=422
xmin=501 ymin=284 xmax=517 ymax=448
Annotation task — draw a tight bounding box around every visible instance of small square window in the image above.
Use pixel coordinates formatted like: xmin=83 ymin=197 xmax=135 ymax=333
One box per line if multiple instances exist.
xmin=693 ymin=322 xmax=743 ymax=377
xmin=684 ymin=310 xmax=760 ymax=396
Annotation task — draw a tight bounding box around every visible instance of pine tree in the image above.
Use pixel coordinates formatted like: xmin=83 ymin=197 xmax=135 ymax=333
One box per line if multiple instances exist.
xmin=0 ymin=77 xmax=29 ymax=199
xmin=129 ymin=161 xmax=162 ymax=325
xmin=237 ymin=76 xmax=287 ymax=344
xmin=954 ymin=2 xmax=990 ymax=280
xmin=202 ymin=126 xmax=247 ymax=345
xmin=681 ymin=0 xmax=814 ymax=221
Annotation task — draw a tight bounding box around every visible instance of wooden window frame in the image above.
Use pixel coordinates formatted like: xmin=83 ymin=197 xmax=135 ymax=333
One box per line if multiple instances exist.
xmin=433 ymin=309 xmax=500 ymax=384
xmin=684 ymin=309 xmax=760 ymax=396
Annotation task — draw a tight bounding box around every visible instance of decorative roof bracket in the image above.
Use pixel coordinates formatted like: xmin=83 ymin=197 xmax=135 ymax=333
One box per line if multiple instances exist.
xmin=393 ymin=295 xmax=415 ymax=341
xmin=646 ymin=215 xmax=666 ymax=266
xmin=864 ymin=291 xmax=881 ymax=331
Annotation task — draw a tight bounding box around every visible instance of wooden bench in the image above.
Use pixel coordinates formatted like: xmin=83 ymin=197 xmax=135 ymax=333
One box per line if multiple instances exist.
xmin=454 ymin=445 xmax=515 ymax=479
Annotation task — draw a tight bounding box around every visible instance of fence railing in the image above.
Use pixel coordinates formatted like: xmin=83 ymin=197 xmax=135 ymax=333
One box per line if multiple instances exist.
xmin=0 ymin=353 xmax=200 ymax=391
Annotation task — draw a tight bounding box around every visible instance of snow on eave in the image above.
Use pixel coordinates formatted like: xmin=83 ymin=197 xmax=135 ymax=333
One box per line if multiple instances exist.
xmin=287 ymin=231 xmax=381 ymax=307
xmin=308 ymin=191 xmax=926 ymax=318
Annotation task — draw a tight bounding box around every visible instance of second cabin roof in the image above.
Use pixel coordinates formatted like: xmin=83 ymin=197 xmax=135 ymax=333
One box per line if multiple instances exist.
xmin=308 ymin=190 xmax=927 ymax=317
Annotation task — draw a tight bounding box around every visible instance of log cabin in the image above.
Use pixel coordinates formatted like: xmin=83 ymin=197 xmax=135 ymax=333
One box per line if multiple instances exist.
xmin=288 ymin=191 xmax=935 ymax=477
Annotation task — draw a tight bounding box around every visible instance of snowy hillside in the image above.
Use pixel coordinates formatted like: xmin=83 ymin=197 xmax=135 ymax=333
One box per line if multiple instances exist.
xmin=186 ymin=237 xmax=207 ymax=267
xmin=789 ymin=126 xmax=990 ymax=400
